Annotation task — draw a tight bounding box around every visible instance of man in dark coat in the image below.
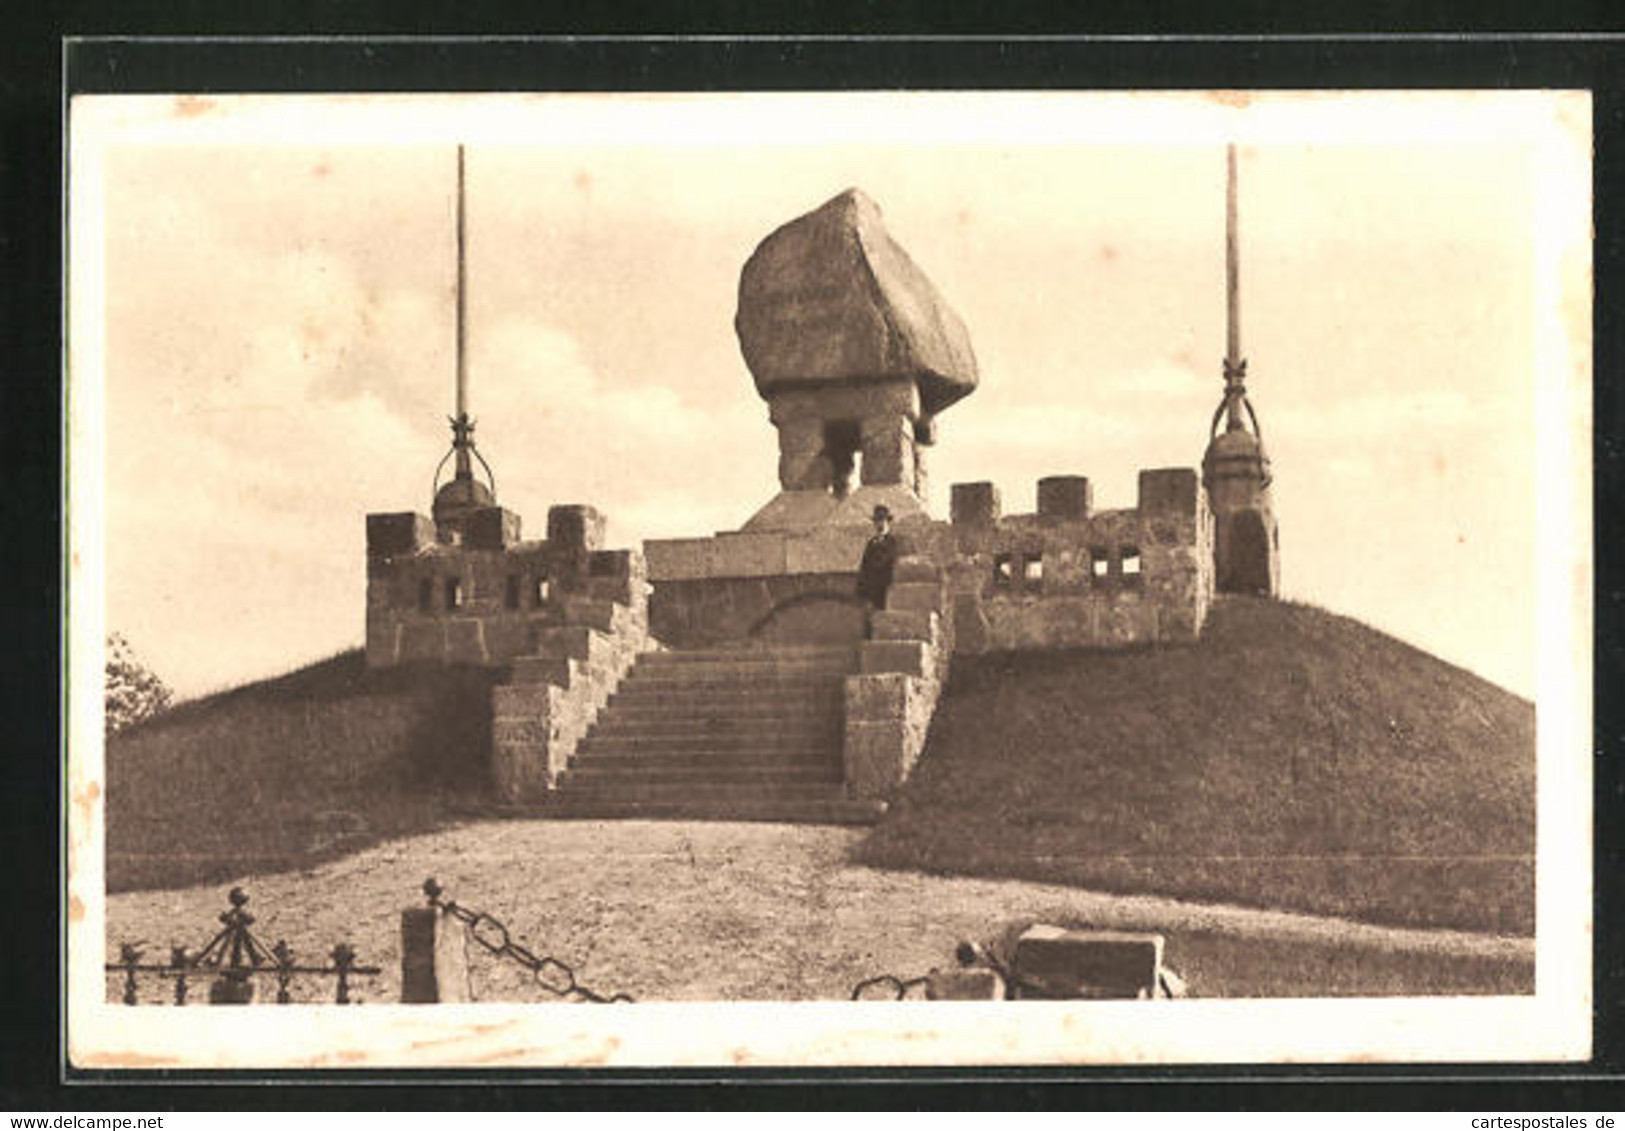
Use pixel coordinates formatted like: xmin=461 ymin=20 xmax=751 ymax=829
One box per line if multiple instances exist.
xmin=857 ymin=505 xmax=901 ymax=627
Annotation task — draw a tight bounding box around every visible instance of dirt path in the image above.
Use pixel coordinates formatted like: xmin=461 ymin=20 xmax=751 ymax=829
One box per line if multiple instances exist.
xmin=104 ymin=819 xmax=1534 ymax=1004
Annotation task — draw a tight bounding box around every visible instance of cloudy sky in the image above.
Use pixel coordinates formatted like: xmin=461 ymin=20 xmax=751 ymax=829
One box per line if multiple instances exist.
xmin=72 ymin=92 xmax=1588 ymax=701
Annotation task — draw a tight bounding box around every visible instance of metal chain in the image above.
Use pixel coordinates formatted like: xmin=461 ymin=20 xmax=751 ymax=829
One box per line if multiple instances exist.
xmin=423 ymin=879 xmax=632 ymax=1004
xmin=850 ymin=973 xmax=933 ymax=1001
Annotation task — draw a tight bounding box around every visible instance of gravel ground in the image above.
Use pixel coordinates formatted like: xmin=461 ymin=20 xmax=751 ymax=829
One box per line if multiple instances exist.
xmin=104 ymin=819 xmax=1534 ymax=1005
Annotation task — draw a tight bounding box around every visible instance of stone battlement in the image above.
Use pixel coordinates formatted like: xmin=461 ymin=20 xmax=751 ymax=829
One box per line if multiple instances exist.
xmin=644 ymin=467 xmax=1213 ymax=654
xmin=366 ymin=503 xmax=647 ymax=668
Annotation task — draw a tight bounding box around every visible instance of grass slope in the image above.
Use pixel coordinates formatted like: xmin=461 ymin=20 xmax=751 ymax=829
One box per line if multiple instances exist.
xmin=855 ymin=597 xmax=1536 ymax=936
xmin=105 ymin=651 xmax=501 ymax=893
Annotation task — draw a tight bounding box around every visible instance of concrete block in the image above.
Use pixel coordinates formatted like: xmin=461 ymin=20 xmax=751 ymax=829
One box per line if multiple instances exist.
xmin=951 ymin=482 xmax=1001 ymax=526
xmin=367 ymin=512 xmax=434 ymax=558
xmin=466 ymin=506 xmax=522 ymax=550
xmin=927 ymin=968 xmax=1005 ymax=1001
xmin=1011 ymin=926 xmax=1163 ymax=1000
xmin=887 ymin=581 xmax=944 ymax=614
xmin=859 ymin=639 xmax=930 ymax=678
xmin=547 ymin=504 xmax=606 ymax=554
xmin=1138 ymin=467 xmax=1199 ymax=517
xmin=1037 ymin=476 xmax=1093 ymax=523
xmin=870 ymin=609 xmax=936 ymax=642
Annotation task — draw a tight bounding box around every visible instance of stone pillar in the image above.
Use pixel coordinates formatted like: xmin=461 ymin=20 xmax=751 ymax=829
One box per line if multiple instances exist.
xmin=775 ymin=415 xmax=831 ymax=492
xmin=860 ymin=414 xmax=914 ymax=487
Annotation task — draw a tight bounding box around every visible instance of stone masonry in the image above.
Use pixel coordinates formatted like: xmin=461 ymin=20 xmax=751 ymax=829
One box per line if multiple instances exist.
xmin=365 ymin=180 xmax=1255 ymax=814
xmin=365 ymin=501 xmax=651 ymax=799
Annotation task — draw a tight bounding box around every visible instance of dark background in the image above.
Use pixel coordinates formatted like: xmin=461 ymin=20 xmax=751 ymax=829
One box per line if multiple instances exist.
xmin=3 ymin=2 xmax=1623 ymax=1111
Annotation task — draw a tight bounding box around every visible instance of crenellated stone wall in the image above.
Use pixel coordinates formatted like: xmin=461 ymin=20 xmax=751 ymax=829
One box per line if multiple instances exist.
xmin=937 ymin=468 xmax=1214 ymax=655
xmin=365 ymin=503 xmax=641 ymax=669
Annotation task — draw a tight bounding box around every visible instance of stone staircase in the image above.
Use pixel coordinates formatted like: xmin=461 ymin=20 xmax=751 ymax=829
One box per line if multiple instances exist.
xmin=539 ymin=641 xmax=885 ymax=824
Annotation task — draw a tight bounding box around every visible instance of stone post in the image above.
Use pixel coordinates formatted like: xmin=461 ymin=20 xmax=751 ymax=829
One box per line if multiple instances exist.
xmin=400 ymin=906 xmax=471 ymax=1004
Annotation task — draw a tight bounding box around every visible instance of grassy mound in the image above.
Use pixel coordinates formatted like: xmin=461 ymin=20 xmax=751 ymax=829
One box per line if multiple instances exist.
xmin=105 ymin=650 xmax=502 ymax=893
xmin=855 ymin=597 xmax=1536 ymax=936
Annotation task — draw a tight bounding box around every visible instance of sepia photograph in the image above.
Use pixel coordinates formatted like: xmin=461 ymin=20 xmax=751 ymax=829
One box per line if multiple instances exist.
xmin=64 ymin=88 xmax=1592 ymax=1067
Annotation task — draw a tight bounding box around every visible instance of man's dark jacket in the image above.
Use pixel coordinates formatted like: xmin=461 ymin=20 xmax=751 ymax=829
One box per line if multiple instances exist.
xmin=857 ymin=532 xmax=901 ymax=609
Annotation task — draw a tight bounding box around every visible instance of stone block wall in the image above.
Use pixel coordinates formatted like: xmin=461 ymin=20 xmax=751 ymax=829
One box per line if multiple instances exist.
xmin=366 ymin=503 xmax=644 ymax=669
xmin=489 ymin=597 xmax=650 ymax=802
xmin=646 ymin=525 xmax=878 ymax=648
xmin=843 ymin=554 xmax=953 ymax=800
xmin=941 ymin=468 xmax=1213 ymax=654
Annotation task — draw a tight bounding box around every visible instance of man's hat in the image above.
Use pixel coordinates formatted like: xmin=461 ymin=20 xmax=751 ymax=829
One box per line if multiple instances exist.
xmin=872 ymin=504 xmax=892 ymax=521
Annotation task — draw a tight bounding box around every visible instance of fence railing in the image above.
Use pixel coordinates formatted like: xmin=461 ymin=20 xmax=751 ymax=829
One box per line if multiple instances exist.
xmin=107 ymin=882 xmax=1177 ymax=1005
xmin=105 ymin=887 xmax=380 ymax=1005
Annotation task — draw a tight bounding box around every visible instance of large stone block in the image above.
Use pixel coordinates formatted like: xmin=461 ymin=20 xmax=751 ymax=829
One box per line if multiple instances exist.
xmin=710 ymin=533 xmax=789 ymax=578
xmin=1011 ymin=926 xmax=1163 ymax=1000
xmin=560 ymin=596 xmax=618 ymax=632
xmin=785 ymin=529 xmax=868 ymax=574
xmin=643 ymin=538 xmax=715 ymax=581
xmin=443 ymin=619 xmax=487 ymax=664
xmin=399 ymin=621 xmax=446 ymax=663
xmin=859 ymin=640 xmax=930 ymax=678
xmin=547 ymin=505 xmax=606 ymax=554
xmin=887 ymin=581 xmax=944 ymax=614
xmin=1037 ymin=476 xmax=1093 ymax=523
xmin=491 ymin=740 xmax=550 ymax=802
xmin=466 ymin=506 xmax=522 ymax=550
xmin=845 ymin=672 xmax=910 ymax=721
xmin=870 ymin=609 xmax=936 ymax=642
xmin=844 ymin=718 xmax=911 ymax=798
xmin=481 ymin=616 xmax=534 ymax=663
xmin=533 ymin=624 xmax=596 ymax=661
xmin=927 ymin=968 xmax=1005 ymax=1001
xmin=892 ymin=555 xmax=940 ymax=585
xmin=367 ymin=512 xmax=433 ymax=558
xmin=510 ymin=654 xmax=573 ymax=687
xmin=951 ymin=482 xmax=1001 ymax=526
xmin=736 ymin=189 xmax=979 ymax=416
xmin=492 ymin=682 xmax=556 ymax=720
xmin=859 ymin=417 xmax=914 ymax=487
xmin=1138 ymin=467 xmax=1199 ymax=517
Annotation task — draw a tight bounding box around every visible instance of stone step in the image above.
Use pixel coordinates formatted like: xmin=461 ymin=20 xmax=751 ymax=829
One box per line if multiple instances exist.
xmin=571 ymin=749 xmax=843 ymax=771
xmin=561 ymin=764 xmax=842 ymax=788
xmin=617 ymin=666 xmax=858 ymax=685
xmin=586 ymin=713 xmax=843 ymax=737
xmin=452 ymin=796 xmax=887 ymax=826
xmin=554 ymin=781 xmax=848 ymax=804
xmin=605 ymin=689 xmax=846 ymax=712
xmin=638 ymin=644 xmax=858 ymax=664
xmin=578 ymin=733 xmax=841 ymax=756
